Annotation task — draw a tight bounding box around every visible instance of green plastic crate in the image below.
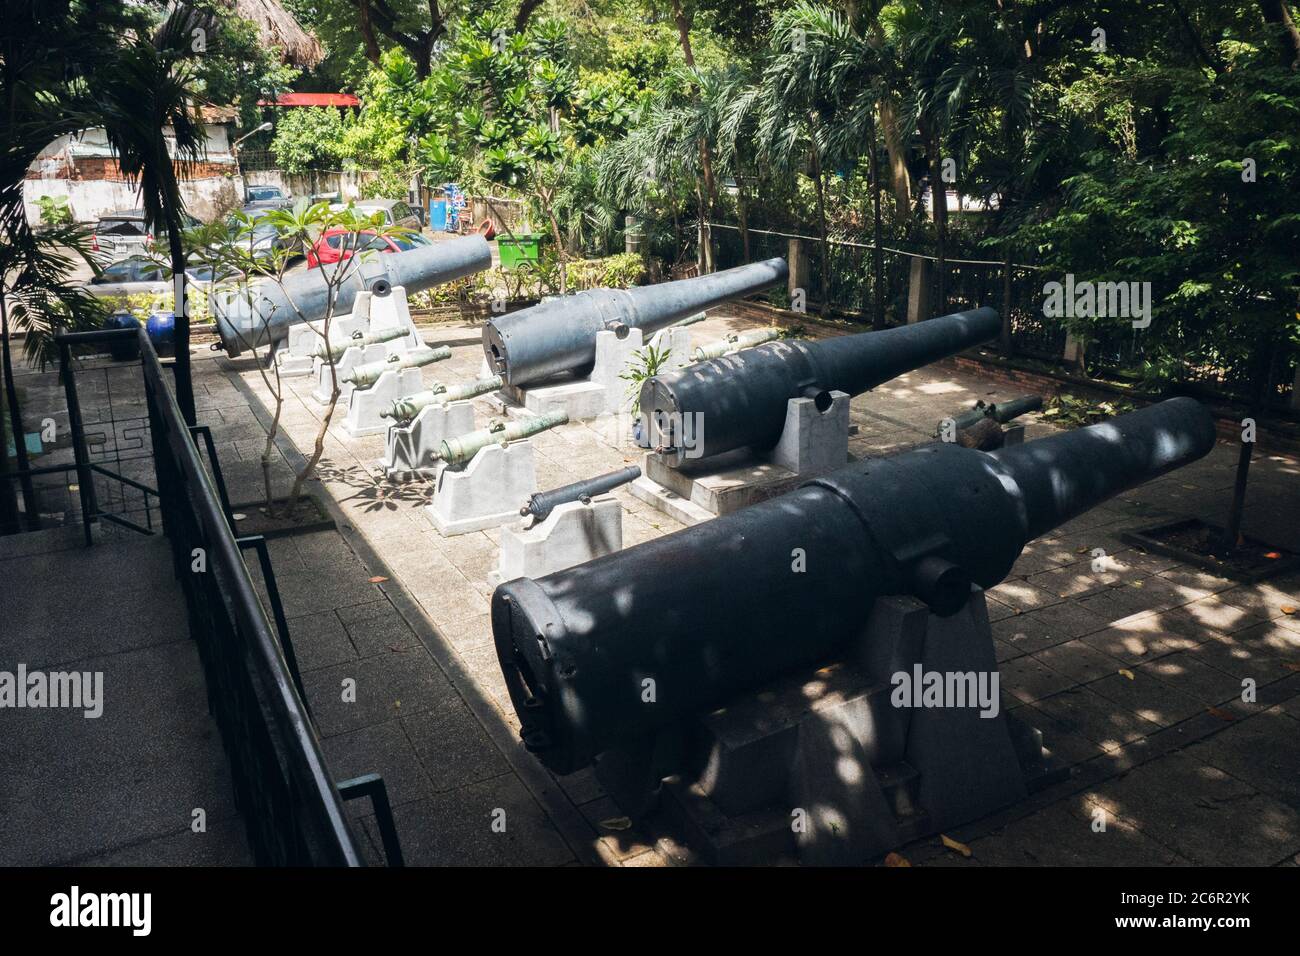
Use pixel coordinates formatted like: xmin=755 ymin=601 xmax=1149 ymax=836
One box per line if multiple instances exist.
xmin=498 ymin=231 xmax=544 ymax=270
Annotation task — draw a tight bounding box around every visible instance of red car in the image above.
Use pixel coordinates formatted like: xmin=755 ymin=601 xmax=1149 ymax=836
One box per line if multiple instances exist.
xmin=306 ymin=227 xmax=432 ymax=268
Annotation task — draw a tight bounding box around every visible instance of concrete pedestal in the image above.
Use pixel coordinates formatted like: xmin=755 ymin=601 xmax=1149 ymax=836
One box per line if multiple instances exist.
xmin=277 ymin=314 xmax=370 ymax=377
xmin=345 ymin=367 xmax=425 ymax=438
xmin=359 ymin=286 xmax=423 ymax=351
xmin=425 ymin=441 xmax=538 ymax=536
xmin=601 ymin=589 xmax=1064 ymax=866
xmin=310 ymin=343 xmax=388 ymax=406
xmin=631 ymin=392 xmax=853 ymax=525
xmin=489 ymin=498 xmax=622 ymax=587
xmin=381 ymin=400 xmax=477 ymax=480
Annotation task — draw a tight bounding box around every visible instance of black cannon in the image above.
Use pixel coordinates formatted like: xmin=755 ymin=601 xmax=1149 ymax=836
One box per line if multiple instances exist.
xmin=642 ymin=307 xmax=1002 ymax=466
xmin=520 ymin=466 xmax=643 ymax=523
xmin=482 ymin=259 xmax=788 ymax=387
xmin=491 ymin=397 xmax=1217 ymax=773
xmin=212 ymin=235 xmax=492 ymax=356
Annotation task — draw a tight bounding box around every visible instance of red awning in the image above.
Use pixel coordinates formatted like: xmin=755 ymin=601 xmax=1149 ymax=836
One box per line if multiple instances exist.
xmin=257 ymin=93 xmax=361 ymax=108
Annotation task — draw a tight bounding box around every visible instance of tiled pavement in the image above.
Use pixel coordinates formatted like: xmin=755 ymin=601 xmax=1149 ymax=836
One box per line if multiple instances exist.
xmin=190 ymin=310 xmax=1300 ymax=867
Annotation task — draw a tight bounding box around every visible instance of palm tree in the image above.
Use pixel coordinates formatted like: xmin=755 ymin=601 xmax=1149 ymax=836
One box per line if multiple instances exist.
xmin=91 ymin=5 xmax=208 ymax=426
xmin=1 ymin=0 xmax=136 ymax=532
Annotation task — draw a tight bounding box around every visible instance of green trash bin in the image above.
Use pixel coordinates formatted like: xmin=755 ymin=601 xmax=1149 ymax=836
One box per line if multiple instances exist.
xmin=498 ymin=231 xmax=544 ymax=270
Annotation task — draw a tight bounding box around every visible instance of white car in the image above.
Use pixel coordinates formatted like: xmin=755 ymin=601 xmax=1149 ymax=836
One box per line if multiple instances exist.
xmin=79 ymin=255 xmax=231 ymax=299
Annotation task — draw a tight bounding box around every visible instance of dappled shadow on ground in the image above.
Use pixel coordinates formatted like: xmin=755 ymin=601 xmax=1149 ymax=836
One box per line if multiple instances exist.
xmin=313 ymin=460 xmax=434 ymax=511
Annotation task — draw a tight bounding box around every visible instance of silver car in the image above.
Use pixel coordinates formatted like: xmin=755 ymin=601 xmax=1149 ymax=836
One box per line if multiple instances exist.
xmin=80 ymin=255 xmax=228 ymax=299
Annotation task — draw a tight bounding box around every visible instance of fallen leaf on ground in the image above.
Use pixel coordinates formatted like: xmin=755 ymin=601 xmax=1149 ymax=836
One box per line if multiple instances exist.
xmin=883 ymin=852 xmax=911 ymax=867
xmin=1206 ymin=706 xmax=1236 ymax=722
xmin=940 ymin=834 xmax=972 ymax=858
xmin=1281 ymin=606 xmax=1296 ymax=615
xmin=1265 ymin=552 xmax=1282 ymax=561
xmin=368 ymin=575 xmax=389 ymax=583
xmin=1282 ymin=662 xmax=1300 ymax=673
xmin=1118 ymin=669 xmax=1135 ymax=680
xmin=600 ymin=817 xmax=633 ymax=831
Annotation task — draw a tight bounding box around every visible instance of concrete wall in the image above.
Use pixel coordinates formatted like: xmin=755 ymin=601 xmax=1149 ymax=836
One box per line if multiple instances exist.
xmin=23 ymin=125 xmax=244 ymax=225
xmin=242 ymin=168 xmax=381 ymax=204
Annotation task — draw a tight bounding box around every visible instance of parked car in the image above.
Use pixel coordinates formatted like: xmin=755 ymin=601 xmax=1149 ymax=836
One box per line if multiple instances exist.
xmin=90 ymin=208 xmax=200 ymax=264
xmin=223 ymin=208 xmax=299 ymax=261
xmin=244 ymin=184 xmax=292 ymax=209
xmin=306 ymin=228 xmax=433 ymax=269
xmin=79 ymin=255 xmax=233 ymax=299
xmin=330 ymin=198 xmax=423 ymax=233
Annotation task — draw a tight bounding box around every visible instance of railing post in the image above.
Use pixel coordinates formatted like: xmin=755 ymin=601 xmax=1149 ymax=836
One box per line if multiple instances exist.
xmin=58 ymin=338 xmax=99 ymax=546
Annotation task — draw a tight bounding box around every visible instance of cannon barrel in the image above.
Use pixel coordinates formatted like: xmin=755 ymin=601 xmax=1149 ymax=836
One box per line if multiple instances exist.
xmin=212 ymin=235 xmax=491 ymax=356
xmin=343 ymin=345 xmax=452 ymax=388
xmin=692 ymin=328 xmax=781 ymax=362
xmin=483 ymin=258 xmax=788 ymax=387
xmin=949 ymin=394 xmax=1043 ymax=432
xmin=642 ymin=307 xmax=1001 ymax=466
xmin=491 ymin=397 xmax=1216 ymax=773
xmin=309 ymin=325 xmax=410 ymax=361
xmin=520 ymin=466 xmax=643 ymax=522
xmin=439 ymin=410 xmax=569 ymax=466
xmin=381 ymin=375 xmax=504 ymax=422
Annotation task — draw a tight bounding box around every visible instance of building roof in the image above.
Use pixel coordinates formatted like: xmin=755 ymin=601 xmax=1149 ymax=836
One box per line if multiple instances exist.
xmin=258 ymin=93 xmax=361 ymax=108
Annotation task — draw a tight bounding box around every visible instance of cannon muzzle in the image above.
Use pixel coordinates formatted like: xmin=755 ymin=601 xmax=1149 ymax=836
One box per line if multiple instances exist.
xmin=491 ymin=397 xmax=1216 ymax=773
xmin=483 ymin=258 xmax=788 ymax=387
xmin=520 ymin=466 xmax=643 ymax=523
xmin=212 ymin=235 xmax=491 ymax=356
xmin=643 ymin=307 xmax=1001 ymax=466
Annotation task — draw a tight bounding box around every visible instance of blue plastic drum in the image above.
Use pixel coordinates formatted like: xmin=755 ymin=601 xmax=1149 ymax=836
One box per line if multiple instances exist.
xmin=145 ymin=311 xmax=176 ymax=356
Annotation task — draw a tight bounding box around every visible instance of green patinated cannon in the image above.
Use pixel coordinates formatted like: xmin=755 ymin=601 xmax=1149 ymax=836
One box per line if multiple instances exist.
xmin=342 ymin=346 xmax=453 ymax=389
xmin=309 ymin=325 xmax=410 ymax=361
xmin=439 ymin=410 xmax=570 ymax=466
xmin=691 ymin=328 xmax=782 ymax=362
xmin=381 ymin=375 xmax=504 ymax=423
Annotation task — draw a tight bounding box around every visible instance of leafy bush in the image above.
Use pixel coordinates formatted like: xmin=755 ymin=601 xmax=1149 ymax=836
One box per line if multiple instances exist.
xmin=565 ymin=253 xmax=645 ymax=290
xmin=35 ymin=195 xmax=72 ymax=226
xmin=1041 ymin=393 xmax=1136 ymax=428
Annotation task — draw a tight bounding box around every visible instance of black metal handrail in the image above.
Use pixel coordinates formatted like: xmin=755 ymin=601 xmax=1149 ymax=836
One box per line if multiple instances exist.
xmin=56 ymin=327 xmax=363 ymax=866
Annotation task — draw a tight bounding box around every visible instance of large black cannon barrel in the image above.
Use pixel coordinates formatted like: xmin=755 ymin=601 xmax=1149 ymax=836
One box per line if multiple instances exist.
xmin=641 ymin=307 xmax=1002 ymax=466
xmin=211 ymin=235 xmax=492 ymax=356
xmin=482 ymin=258 xmax=789 ymax=387
xmin=491 ymin=397 xmax=1216 ymax=773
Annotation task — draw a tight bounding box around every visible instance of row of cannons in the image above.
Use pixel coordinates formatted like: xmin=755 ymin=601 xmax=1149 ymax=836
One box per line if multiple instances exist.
xmin=213 ymin=240 xmax=1218 ymax=864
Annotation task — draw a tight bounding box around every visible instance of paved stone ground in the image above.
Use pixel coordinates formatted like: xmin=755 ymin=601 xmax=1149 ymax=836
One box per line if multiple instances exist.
xmin=196 ymin=309 xmax=1300 ymax=867
xmin=0 ymin=529 xmax=253 ymax=865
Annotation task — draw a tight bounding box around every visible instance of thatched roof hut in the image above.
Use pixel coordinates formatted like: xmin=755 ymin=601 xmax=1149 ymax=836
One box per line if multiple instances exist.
xmin=229 ymin=0 xmax=324 ymax=68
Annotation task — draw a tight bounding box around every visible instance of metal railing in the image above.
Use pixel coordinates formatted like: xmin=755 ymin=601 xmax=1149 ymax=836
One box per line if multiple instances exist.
xmin=56 ymin=327 xmax=363 ymax=866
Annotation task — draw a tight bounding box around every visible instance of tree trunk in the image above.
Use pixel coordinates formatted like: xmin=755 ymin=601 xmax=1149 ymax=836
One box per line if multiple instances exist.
xmin=0 ymin=291 xmax=38 ymax=530
xmin=356 ymin=1 xmax=382 ymax=63
xmin=809 ymin=144 xmax=831 ymax=310
xmin=929 ymin=130 xmax=947 ymax=317
xmin=869 ymin=117 xmax=885 ymax=330
xmin=736 ymin=172 xmax=752 ymax=264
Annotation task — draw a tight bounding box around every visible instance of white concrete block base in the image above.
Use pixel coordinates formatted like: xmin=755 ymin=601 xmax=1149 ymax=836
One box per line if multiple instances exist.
xmin=770 ymin=390 xmax=851 ymax=474
xmin=425 ymin=441 xmax=538 ymax=536
xmin=488 ymin=497 xmax=622 ymax=587
xmin=310 ymin=343 xmax=387 ymax=406
xmin=345 ymin=368 xmax=426 ymax=437
xmin=632 ymin=392 xmax=852 ymax=524
xmin=380 ymin=400 xmax=477 ymax=480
